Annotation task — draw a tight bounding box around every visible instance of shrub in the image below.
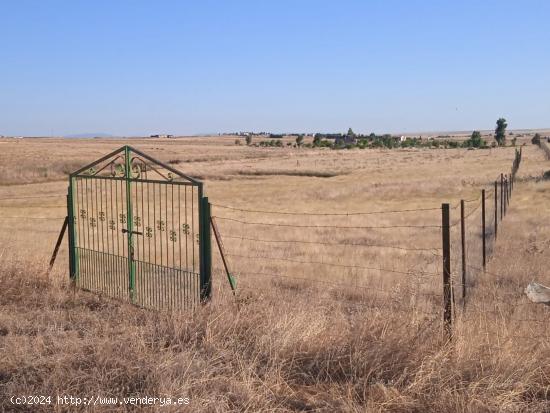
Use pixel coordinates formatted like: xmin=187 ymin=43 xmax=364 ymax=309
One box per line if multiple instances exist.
xmin=532 ymin=133 xmax=541 ymax=145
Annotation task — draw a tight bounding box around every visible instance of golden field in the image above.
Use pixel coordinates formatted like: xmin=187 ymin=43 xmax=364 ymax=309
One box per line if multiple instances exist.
xmin=0 ymin=135 xmax=549 ymax=412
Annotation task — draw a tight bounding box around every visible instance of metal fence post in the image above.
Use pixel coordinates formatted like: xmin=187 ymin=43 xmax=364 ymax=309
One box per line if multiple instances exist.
xmin=494 ymin=181 xmax=498 ymax=239
xmin=441 ymin=203 xmax=452 ymax=336
xmin=460 ymin=200 xmax=466 ymax=309
xmin=481 ymin=189 xmax=486 ymax=270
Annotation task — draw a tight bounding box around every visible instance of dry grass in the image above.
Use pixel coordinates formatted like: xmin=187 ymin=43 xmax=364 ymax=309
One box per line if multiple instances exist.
xmin=0 ymin=136 xmax=549 ymax=411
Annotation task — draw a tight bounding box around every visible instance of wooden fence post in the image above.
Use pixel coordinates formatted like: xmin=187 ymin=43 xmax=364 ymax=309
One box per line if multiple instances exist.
xmin=460 ymin=200 xmax=466 ymax=309
xmin=442 ymin=203 xmax=452 ymax=336
xmin=504 ymin=177 xmax=508 ymax=216
xmin=500 ymin=173 xmax=504 ymax=220
xmin=494 ymin=181 xmax=498 ymax=239
xmin=481 ymin=189 xmax=486 ymax=270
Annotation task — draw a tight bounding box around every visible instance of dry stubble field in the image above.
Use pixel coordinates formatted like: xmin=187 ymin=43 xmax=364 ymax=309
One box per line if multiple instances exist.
xmin=0 ymin=136 xmax=549 ymax=412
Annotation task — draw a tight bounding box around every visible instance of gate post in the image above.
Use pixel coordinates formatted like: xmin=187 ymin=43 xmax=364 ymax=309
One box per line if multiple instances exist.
xmin=199 ymin=195 xmax=212 ymax=302
xmin=67 ymin=189 xmax=75 ymax=280
xmin=67 ymin=178 xmax=79 ymax=280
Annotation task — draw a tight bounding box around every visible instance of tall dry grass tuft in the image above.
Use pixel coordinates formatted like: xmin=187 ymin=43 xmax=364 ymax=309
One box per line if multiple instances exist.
xmin=1 ymin=248 xmax=549 ymax=411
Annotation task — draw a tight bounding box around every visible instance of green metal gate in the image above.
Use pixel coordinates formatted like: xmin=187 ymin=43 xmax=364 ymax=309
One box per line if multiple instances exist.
xmin=67 ymin=145 xmax=211 ymax=310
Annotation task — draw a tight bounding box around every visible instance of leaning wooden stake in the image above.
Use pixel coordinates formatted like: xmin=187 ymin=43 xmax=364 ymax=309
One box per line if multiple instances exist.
xmin=441 ymin=203 xmax=452 ymax=337
xmin=48 ymin=216 xmax=69 ymax=274
xmin=210 ymin=216 xmax=237 ymax=294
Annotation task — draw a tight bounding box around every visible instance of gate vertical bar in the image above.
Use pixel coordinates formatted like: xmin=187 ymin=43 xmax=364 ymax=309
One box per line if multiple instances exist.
xmin=460 ymin=200 xmax=466 ymax=309
xmin=124 ymin=146 xmax=136 ymax=302
xmin=441 ymin=203 xmax=452 ymax=336
xmin=481 ymin=189 xmax=486 ymax=270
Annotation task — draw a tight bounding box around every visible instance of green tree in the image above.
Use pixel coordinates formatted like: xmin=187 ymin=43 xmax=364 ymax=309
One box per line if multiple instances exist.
xmin=296 ymin=135 xmax=304 ymax=146
xmin=468 ymin=130 xmax=484 ymax=148
xmin=245 ymin=135 xmax=252 ymax=146
xmin=347 ymin=128 xmax=356 ymax=138
xmin=495 ymin=118 xmax=508 ymax=146
xmin=532 ymin=133 xmax=541 ymax=145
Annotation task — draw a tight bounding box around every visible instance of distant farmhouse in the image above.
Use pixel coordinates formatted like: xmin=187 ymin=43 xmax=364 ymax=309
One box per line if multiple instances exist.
xmin=150 ymin=134 xmax=174 ymax=139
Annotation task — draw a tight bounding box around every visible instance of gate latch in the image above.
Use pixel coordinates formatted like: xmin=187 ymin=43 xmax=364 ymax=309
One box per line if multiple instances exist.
xmin=122 ymin=229 xmax=143 ymax=236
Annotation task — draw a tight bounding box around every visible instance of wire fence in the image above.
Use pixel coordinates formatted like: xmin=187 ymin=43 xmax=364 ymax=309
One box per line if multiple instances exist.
xmin=209 ymin=147 xmax=549 ymax=338
xmin=1 ymin=147 xmax=547 ymax=341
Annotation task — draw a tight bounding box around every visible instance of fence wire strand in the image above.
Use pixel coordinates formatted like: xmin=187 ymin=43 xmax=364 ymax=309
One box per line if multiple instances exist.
xmin=212 ymin=203 xmax=441 ymax=216
xmin=213 ymin=216 xmax=441 ymax=230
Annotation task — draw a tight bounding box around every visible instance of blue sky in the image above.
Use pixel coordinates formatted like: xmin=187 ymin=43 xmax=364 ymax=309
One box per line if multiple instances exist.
xmin=1 ymin=1 xmax=549 ymax=136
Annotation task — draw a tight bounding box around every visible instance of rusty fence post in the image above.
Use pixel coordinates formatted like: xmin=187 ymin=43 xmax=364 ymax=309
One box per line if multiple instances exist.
xmin=442 ymin=203 xmax=452 ymax=336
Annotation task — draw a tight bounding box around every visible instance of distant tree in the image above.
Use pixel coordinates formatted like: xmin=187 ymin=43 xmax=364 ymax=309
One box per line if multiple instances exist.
xmin=313 ymin=135 xmax=322 ymax=146
xmin=532 ymin=133 xmax=541 ymax=145
xmin=495 ymin=118 xmax=508 ymax=146
xmin=245 ymin=135 xmax=252 ymax=146
xmin=347 ymin=128 xmax=356 ymax=138
xmin=469 ymin=130 xmax=483 ymax=148
xmin=296 ymin=135 xmax=304 ymax=146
